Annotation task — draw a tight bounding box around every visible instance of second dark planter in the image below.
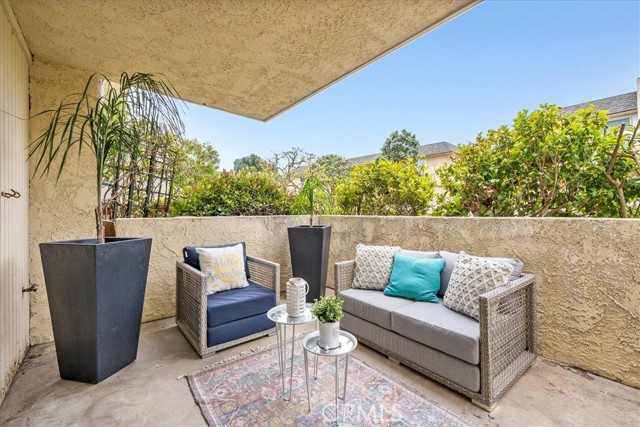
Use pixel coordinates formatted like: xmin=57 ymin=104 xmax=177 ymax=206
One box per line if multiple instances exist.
xmin=287 ymin=225 xmax=331 ymax=303
xmin=39 ymin=237 xmax=152 ymax=383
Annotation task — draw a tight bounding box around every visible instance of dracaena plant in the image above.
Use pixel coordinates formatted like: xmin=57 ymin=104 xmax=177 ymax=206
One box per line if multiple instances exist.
xmin=296 ymin=175 xmax=331 ymax=226
xmin=29 ymin=72 xmax=184 ymax=243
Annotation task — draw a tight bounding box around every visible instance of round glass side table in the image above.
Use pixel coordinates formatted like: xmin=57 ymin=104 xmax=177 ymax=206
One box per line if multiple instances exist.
xmin=266 ymin=304 xmax=317 ymax=400
xmin=302 ymin=330 xmax=358 ymax=426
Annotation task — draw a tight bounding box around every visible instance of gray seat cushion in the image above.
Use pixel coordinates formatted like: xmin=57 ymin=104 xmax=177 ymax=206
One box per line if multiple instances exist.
xmin=340 ymin=288 xmax=414 ymax=330
xmin=391 ymin=301 xmax=480 ymax=364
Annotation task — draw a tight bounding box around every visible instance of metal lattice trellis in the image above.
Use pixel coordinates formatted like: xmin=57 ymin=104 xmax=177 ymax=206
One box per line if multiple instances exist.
xmin=103 ymin=140 xmax=178 ymax=219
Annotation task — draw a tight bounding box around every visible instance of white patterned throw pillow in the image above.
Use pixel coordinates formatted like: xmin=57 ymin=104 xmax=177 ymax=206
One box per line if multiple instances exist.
xmin=196 ymin=244 xmax=250 ymax=295
xmin=352 ymin=244 xmax=401 ymax=290
xmin=443 ymin=251 xmax=514 ymax=320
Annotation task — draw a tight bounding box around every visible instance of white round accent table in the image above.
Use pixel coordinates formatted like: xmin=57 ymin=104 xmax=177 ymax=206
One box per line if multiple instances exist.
xmin=266 ymin=304 xmax=317 ymax=400
xmin=302 ymin=330 xmax=358 ymax=426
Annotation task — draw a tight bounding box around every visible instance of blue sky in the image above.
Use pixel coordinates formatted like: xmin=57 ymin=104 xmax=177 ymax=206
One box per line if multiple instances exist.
xmin=182 ymin=0 xmax=640 ymax=171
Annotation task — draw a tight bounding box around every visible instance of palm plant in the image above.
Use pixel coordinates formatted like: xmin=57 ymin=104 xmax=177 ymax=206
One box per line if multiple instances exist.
xmin=297 ymin=175 xmax=331 ymax=226
xmin=30 ymin=72 xmax=184 ymax=243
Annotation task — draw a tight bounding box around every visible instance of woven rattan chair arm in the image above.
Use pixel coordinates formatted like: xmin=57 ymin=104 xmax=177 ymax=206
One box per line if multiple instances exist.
xmin=478 ymin=273 xmax=537 ymax=404
xmin=480 ymin=274 xmax=536 ymax=302
xmin=175 ymin=261 xmax=208 ymax=354
xmin=247 ymin=255 xmax=280 ymax=301
xmin=334 ymin=260 xmax=356 ymax=295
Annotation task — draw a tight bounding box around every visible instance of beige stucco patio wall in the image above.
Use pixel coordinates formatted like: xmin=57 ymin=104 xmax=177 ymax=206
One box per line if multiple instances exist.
xmin=28 ymin=60 xmax=97 ymax=345
xmin=114 ymin=215 xmax=640 ymax=389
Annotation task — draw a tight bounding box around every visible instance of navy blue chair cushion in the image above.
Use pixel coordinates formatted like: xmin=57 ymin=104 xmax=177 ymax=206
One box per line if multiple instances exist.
xmin=206 ymin=281 xmax=276 ymax=328
xmin=182 ymin=242 xmax=250 ymax=279
xmin=207 ymin=314 xmax=275 ymax=347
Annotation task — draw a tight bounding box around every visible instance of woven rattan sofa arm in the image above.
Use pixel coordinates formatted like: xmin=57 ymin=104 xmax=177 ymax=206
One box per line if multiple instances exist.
xmin=175 ymin=261 xmax=208 ymax=354
xmin=247 ymin=255 xmax=280 ymax=303
xmin=478 ymin=273 xmax=537 ymax=406
xmin=334 ymin=260 xmax=356 ymax=295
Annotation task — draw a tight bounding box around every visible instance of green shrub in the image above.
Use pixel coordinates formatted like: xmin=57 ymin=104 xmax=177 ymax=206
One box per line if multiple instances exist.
xmin=171 ymin=170 xmax=293 ymax=216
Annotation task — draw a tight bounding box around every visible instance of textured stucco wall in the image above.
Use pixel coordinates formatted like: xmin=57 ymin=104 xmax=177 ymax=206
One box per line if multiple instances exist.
xmin=116 ymin=215 xmax=640 ymax=389
xmin=28 ymin=60 xmax=97 ymax=345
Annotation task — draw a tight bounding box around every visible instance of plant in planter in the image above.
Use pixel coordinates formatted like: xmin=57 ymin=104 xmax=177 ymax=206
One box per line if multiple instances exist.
xmin=30 ymin=72 xmax=184 ymax=383
xmin=288 ymin=175 xmax=332 ymax=302
xmin=312 ymin=295 xmax=344 ymax=350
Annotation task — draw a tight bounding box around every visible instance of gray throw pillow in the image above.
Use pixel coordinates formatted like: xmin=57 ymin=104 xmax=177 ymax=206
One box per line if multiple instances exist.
xmin=352 ymin=244 xmax=401 ymax=290
xmin=443 ymin=251 xmax=514 ymax=320
xmin=438 ymin=251 xmax=523 ymax=297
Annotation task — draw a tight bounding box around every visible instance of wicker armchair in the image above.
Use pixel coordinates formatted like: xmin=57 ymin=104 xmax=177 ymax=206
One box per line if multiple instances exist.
xmin=176 ymin=255 xmax=280 ymax=358
xmin=335 ymin=260 xmax=537 ymax=410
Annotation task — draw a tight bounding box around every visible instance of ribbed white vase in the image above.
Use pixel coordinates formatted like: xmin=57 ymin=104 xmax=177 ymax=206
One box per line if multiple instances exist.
xmin=318 ymin=321 xmax=340 ymax=350
xmin=286 ymin=277 xmax=308 ymax=317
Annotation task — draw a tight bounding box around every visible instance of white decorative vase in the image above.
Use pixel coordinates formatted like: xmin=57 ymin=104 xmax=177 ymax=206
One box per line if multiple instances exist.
xmin=286 ymin=277 xmax=308 ymax=317
xmin=318 ymin=321 xmax=340 ymax=350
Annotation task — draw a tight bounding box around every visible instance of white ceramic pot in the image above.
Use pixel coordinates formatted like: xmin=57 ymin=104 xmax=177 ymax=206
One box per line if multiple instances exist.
xmin=318 ymin=321 xmax=340 ymax=350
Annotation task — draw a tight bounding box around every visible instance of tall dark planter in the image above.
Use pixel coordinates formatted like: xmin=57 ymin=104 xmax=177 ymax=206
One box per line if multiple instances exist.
xmin=287 ymin=225 xmax=331 ymax=303
xmin=39 ymin=237 xmax=152 ymax=383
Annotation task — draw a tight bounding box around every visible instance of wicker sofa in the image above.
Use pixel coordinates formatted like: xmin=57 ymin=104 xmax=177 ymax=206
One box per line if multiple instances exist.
xmin=176 ymin=255 xmax=280 ymax=358
xmin=335 ymin=249 xmax=536 ymax=410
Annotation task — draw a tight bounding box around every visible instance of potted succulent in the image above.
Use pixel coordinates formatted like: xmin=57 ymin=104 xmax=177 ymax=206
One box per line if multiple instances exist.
xmin=312 ymin=295 xmax=344 ymax=350
xmin=30 ymin=72 xmax=184 ymax=383
xmin=288 ymin=175 xmax=332 ymax=303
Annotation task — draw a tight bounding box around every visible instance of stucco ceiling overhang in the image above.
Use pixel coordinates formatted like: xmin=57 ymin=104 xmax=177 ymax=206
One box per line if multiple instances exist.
xmin=9 ymin=0 xmax=480 ymax=121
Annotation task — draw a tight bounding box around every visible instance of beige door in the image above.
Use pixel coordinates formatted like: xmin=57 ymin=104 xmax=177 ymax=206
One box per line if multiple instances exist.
xmin=0 ymin=3 xmax=30 ymax=404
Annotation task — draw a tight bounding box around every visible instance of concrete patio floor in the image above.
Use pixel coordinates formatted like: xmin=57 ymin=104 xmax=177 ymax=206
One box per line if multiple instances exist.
xmin=0 ymin=316 xmax=639 ymax=427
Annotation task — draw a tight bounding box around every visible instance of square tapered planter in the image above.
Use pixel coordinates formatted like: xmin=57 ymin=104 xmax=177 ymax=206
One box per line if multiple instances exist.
xmin=287 ymin=225 xmax=331 ymax=303
xmin=39 ymin=237 xmax=152 ymax=383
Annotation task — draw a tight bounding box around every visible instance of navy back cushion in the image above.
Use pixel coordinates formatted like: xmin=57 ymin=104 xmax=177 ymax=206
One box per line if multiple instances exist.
xmin=182 ymin=242 xmax=250 ymax=279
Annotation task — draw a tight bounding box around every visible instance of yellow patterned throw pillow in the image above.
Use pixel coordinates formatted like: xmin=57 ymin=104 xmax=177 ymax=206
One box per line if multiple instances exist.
xmin=196 ymin=244 xmax=249 ymax=295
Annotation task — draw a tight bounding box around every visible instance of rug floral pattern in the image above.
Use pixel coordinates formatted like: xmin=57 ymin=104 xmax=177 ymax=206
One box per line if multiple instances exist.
xmin=187 ymin=338 xmax=476 ymax=427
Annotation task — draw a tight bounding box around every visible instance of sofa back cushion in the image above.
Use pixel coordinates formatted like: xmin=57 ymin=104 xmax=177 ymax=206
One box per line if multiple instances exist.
xmin=352 ymin=244 xmax=401 ymax=290
xmin=383 ymin=253 xmax=445 ymax=303
xmin=398 ymin=249 xmax=439 ymax=259
xmin=438 ymin=250 xmax=524 ymax=297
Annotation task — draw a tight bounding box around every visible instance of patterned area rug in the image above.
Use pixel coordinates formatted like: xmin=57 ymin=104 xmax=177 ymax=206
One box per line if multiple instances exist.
xmin=186 ymin=335 xmax=476 ymax=427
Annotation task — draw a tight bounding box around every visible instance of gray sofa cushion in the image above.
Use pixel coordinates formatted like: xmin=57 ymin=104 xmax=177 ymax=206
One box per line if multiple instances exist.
xmin=438 ymin=251 xmax=524 ymax=297
xmin=342 ymin=312 xmax=480 ymax=392
xmin=391 ymin=301 xmax=480 ymax=364
xmin=438 ymin=251 xmax=459 ymax=297
xmin=340 ymin=288 xmax=414 ymax=330
xmin=398 ymin=249 xmax=438 ymax=259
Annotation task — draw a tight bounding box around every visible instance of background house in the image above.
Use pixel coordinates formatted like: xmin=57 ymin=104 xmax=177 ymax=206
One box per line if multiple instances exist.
xmin=562 ymin=78 xmax=639 ymax=127
xmin=348 ymin=141 xmax=458 ymax=192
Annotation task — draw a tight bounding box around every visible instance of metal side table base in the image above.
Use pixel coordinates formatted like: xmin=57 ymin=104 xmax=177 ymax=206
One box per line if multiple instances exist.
xmin=267 ymin=304 xmax=317 ymax=401
xmin=303 ymin=331 xmax=358 ymax=426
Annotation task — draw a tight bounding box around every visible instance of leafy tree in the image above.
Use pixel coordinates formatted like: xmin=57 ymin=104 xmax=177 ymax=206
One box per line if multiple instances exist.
xmin=233 ymin=153 xmax=265 ymax=172
xmin=435 ymin=105 xmax=626 ymax=217
xmin=173 ymin=138 xmax=220 ymax=191
xmin=380 ymin=129 xmax=420 ymax=161
xmin=171 ymin=170 xmax=292 ymax=216
xmin=266 ymin=147 xmax=315 ymax=191
xmin=602 ymin=122 xmax=640 ymax=217
xmin=306 ymin=154 xmax=353 ymax=191
xmin=335 ymin=158 xmax=435 ymax=215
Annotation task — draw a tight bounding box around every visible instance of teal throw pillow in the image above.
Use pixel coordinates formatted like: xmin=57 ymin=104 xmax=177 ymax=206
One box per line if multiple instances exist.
xmin=383 ymin=253 xmax=445 ymax=303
